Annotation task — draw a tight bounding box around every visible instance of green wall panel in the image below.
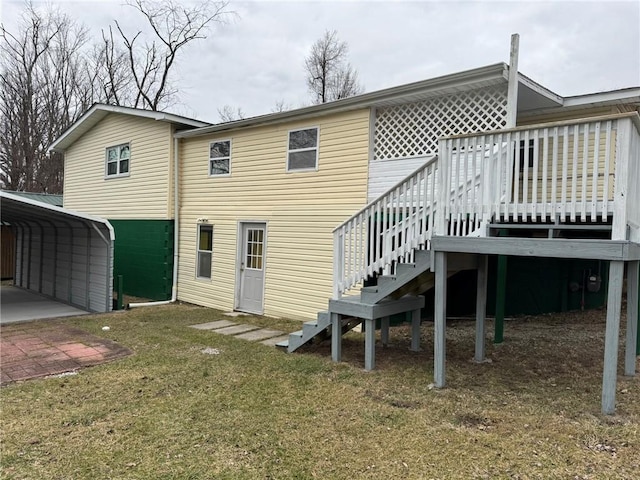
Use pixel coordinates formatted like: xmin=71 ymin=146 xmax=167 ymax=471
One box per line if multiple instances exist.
xmin=108 ymin=220 xmax=174 ymax=301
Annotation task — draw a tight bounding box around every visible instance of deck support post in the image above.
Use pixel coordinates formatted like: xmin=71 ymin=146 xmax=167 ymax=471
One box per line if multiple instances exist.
xmin=381 ymin=316 xmax=390 ymax=347
xmin=410 ymin=308 xmax=421 ymax=352
xmin=364 ymin=318 xmax=376 ymax=371
xmin=434 ymin=250 xmax=447 ymax=388
xmin=331 ymin=312 xmax=341 ymax=363
xmin=494 ymin=255 xmax=507 ymax=343
xmin=475 ymin=255 xmax=488 ymax=362
xmin=602 ymin=260 xmax=625 ymax=415
xmin=625 ymin=261 xmax=639 ymax=376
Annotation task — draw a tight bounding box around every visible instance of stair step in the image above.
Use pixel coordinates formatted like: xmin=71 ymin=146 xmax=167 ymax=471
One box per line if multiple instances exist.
xmin=396 ymin=262 xmax=417 ymax=275
xmin=377 ymin=276 xmax=397 ymax=288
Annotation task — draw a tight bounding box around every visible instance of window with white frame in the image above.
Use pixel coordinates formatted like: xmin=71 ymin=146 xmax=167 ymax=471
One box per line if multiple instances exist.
xmin=197 ymin=224 xmax=213 ymax=279
xmin=105 ymin=144 xmax=130 ymax=177
xmin=209 ymin=140 xmax=231 ymax=176
xmin=287 ymin=127 xmax=318 ymax=171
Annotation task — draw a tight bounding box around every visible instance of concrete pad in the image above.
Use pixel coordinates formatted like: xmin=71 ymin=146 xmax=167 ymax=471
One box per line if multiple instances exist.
xmin=189 ymin=320 xmax=237 ymax=330
xmin=213 ymin=324 xmax=260 ymax=336
xmin=260 ymin=334 xmax=291 ymax=347
xmin=1 ymin=286 xmax=88 ymax=325
xmin=234 ymin=328 xmax=284 ymax=341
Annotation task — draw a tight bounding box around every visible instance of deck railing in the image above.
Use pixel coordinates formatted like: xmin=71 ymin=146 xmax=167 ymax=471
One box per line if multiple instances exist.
xmin=333 ymin=157 xmax=439 ymax=298
xmin=333 ymin=112 xmax=640 ymax=298
xmin=437 ymin=113 xmax=640 ymax=239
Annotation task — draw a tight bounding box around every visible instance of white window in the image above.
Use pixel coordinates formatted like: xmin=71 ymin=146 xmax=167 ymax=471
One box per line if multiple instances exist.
xmin=209 ymin=140 xmax=231 ymax=176
xmin=105 ymin=144 xmax=130 ymax=177
xmin=287 ymin=127 xmax=318 ymax=171
xmin=197 ymin=224 xmax=213 ymax=279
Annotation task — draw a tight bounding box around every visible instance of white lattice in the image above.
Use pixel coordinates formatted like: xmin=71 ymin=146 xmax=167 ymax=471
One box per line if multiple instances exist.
xmin=374 ymin=85 xmax=508 ymax=160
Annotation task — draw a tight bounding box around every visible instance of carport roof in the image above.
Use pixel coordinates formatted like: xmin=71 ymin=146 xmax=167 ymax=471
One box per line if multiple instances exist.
xmin=0 ymin=191 xmax=114 ymax=239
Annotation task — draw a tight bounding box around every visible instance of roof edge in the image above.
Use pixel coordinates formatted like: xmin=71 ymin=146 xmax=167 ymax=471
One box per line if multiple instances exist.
xmin=176 ymin=63 xmax=509 ymax=138
xmin=0 ymin=190 xmax=115 ymax=241
xmin=49 ymin=103 xmax=210 ymax=152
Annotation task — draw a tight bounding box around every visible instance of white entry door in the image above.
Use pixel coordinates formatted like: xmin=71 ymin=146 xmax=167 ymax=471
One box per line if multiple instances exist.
xmin=237 ymin=223 xmax=266 ymax=314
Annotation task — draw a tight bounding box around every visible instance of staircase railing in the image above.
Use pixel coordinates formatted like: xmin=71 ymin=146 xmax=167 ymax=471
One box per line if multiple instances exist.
xmin=333 ymin=157 xmax=439 ymax=298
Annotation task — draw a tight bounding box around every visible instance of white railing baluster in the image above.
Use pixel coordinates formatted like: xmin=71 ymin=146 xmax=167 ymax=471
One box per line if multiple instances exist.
xmin=522 ymin=130 xmax=530 ymax=220
xmin=561 ymin=126 xmax=569 ymax=220
xmin=570 ymin=125 xmax=579 ymax=222
xmin=531 ymin=130 xmax=539 ymax=222
xmin=581 ymin=124 xmax=589 ymax=222
xmin=591 ymin=122 xmax=601 ymax=221
xmin=603 ymin=120 xmax=612 ymax=221
xmin=541 ymin=129 xmax=549 ymax=221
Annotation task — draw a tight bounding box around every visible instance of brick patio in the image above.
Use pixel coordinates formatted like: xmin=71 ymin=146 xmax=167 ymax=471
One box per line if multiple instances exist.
xmin=0 ymin=322 xmax=132 ymax=385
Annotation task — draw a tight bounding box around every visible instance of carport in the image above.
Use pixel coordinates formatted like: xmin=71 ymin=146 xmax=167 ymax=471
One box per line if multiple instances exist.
xmin=0 ymin=191 xmax=114 ymax=316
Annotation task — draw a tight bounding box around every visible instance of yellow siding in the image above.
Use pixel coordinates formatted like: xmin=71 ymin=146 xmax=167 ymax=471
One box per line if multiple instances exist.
xmin=517 ymin=130 xmax=617 ymax=204
xmin=517 ymin=106 xmax=620 ymax=126
xmin=177 ymin=109 xmax=370 ymax=320
xmin=63 ymin=114 xmax=173 ymax=219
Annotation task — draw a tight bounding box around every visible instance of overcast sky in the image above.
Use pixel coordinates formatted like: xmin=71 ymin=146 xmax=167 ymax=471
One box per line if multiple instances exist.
xmin=1 ymin=0 xmax=639 ymax=122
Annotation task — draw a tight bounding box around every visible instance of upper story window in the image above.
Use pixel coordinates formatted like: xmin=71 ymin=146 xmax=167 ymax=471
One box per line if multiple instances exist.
xmin=209 ymin=140 xmax=231 ymax=176
xmin=106 ymin=144 xmax=130 ymax=178
xmin=287 ymin=127 xmax=318 ymax=171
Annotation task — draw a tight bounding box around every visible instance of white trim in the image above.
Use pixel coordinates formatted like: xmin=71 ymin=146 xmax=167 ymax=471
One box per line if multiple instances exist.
xmin=234 ymin=220 xmax=268 ymax=315
xmin=49 ymin=103 xmax=209 ymax=152
xmin=208 ymin=138 xmax=232 ymax=177
xmin=286 ymin=126 xmax=319 ymax=172
xmin=195 ymin=223 xmax=213 ymax=280
xmin=104 ymin=142 xmax=131 ymax=179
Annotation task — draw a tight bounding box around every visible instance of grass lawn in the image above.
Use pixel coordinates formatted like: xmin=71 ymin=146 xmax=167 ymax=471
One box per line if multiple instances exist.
xmin=1 ymin=303 xmax=639 ymax=479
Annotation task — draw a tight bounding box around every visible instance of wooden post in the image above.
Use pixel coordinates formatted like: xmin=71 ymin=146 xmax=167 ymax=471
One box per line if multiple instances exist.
xmin=331 ymin=312 xmax=341 ymax=362
xmin=411 ymin=308 xmax=421 ymax=352
xmin=494 ymin=255 xmax=507 ymax=343
xmin=116 ymin=275 xmax=124 ymax=311
xmin=506 ymin=33 xmax=520 ymax=129
xmin=475 ymin=255 xmax=488 ymax=362
xmin=625 ymin=261 xmax=639 ymax=375
xmin=602 ymin=260 xmax=624 ymax=415
xmin=381 ymin=316 xmax=390 ymax=347
xmin=364 ymin=318 xmax=376 ymax=371
xmin=434 ymin=251 xmax=447 ymax=388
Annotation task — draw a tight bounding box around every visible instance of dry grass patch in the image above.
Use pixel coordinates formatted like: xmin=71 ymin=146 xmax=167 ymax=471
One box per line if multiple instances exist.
xmin=1 ymin=303 xmax=639 ymax=479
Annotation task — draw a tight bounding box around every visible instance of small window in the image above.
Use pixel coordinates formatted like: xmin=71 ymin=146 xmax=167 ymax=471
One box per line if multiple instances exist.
xmin=209 ymin=140 xmax=231 ymax=176
xmin=105 ymin=144 xmax=130 ymax=177
xmin=197 ymin=224 xmax=213 ymax=279
xmin=287 ymin=127 xmax=318 ymax=171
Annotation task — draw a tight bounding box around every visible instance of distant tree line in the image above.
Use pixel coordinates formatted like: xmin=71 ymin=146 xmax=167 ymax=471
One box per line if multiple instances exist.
xmin=0 ymin=0 xmax=230 ymax=193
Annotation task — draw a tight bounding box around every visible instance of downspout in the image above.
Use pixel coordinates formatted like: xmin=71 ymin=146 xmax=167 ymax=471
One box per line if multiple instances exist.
xmin=128 ymin=136 xmax=180 ymax=308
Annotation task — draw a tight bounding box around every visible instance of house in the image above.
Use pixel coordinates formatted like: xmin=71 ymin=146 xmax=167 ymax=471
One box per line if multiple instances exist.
xmin=49 ymin=104 xmax=209 ymax=301
xmin=52 ymin=46 xmax=639 ymax=414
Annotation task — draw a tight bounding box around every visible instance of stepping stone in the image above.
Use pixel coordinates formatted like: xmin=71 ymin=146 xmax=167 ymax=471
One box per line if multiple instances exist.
xmin=260 ymin=334 xmax=291 ymax=347
xmin=189 ymin=320 xmax=237 ymax=330
xmin=213 ymin=324 xmax=260 ymax=336
xmin=234 ymin=329 xmax=284 ymax=342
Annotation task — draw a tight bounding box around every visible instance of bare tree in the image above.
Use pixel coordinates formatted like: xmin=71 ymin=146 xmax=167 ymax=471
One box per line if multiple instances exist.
xmin=217 ymin=105 xmax=245 ymax=122
xmin=0 ymin=3 xmax=92 ymax=193
xmin=271 ymin=99 xmax=292 ymax=113
xmin=304 ymin=30 xmax=363 ymax=104
xmin=114 ymin=0 xmax=231 ymax=110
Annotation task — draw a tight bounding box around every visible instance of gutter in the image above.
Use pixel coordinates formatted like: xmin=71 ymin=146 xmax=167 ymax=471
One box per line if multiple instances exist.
xmin=128 ymin=136 xmax=180 ymax=308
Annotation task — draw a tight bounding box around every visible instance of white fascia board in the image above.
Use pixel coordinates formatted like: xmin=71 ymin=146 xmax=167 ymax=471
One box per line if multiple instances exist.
xmin=49 ymin=104 xmax=209 ymax=152
xmin=562 ymin=87 xmax=640 ymax=107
